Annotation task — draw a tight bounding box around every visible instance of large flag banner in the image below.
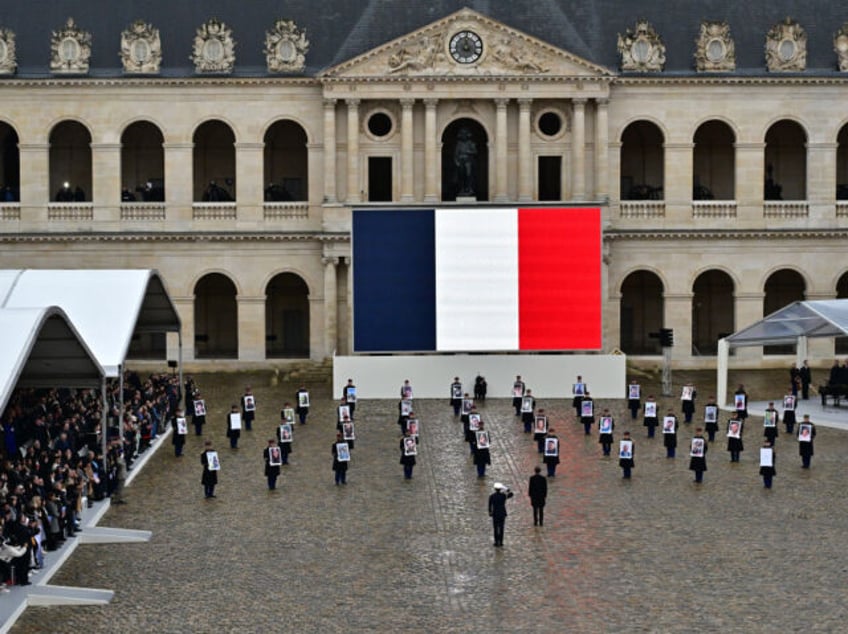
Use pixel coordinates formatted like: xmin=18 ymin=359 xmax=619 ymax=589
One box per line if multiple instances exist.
xmin=353 ymin=207 xmax=601 ymax=352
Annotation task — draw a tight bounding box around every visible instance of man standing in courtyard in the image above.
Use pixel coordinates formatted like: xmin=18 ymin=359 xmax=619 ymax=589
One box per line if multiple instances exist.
xmin=488 ymin=482 xmax=514 ymax=547
xmin=528 ymin=467 xmax=547 ymax=527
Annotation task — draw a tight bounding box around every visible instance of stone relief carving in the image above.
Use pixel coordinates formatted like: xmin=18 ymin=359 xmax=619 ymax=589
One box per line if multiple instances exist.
xmin=694 ymin=21 xmax=735 ymax=72
xmin=765 ymin=18 xmax=806 ymax=72
xmin=120 ymin=20 xmax=162 ymax=74
xmin=50 ymin=17 xmax=92 ymax=74
xmin=191 ymin=18 xmax=236 ymax=73
xmin=834 ymin=23 xmax=848 ymax=71
xmin=265 ymin=19 xmax=309 ymax=73
xmin=387 ymin=31 xmax=446 ymax=73
xmin=489 ymin=36 xmax=548 ymax=73
xmin=617 ymin=20 xmax=666 ymax=72
xmin=0 ymin=27 xmax=16 ymax=75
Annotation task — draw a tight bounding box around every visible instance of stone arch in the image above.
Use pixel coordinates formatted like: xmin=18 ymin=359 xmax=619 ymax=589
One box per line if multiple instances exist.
xmin=693 ymin=119 xmax=736 ymax=200
xmin=835 ymin=272 xmax=848 ymax=353
xmin=692 ymin=269 xmax=735 ymax=356
xmin=619 ymin=269 xmax=664 ymax=354
xmin=194 ymin=272 xmax=238 ymax=359
xmin=120 ymin=120 xmax=165 ymax=202
xmin=763 ymin=268 xmax=807 ymax=355
xmin=49 ymin=120 xmax=92 ymax=202
xmin=764 ymin=119 xmax=808 ymax=200
xmin=836 ymin=122 xmax=848 ymax=200
xmin=0 ymin=121 xmax=20 ymax=201
xmin=619 ymin=120 xmax=665 ymax=201
xmin=263 ymin=119 xmax=309 ymax=202
xmin=265 ymin=272 xmax=310 ymax=358
xmin=193 ymin=119 xmax=237 ymax=202
xmin=441 ymin=117 xmax=489 ymax=202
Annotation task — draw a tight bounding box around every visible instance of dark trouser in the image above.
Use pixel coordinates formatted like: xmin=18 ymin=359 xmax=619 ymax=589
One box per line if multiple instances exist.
xmin=785 ymin=423 xmax=794 ymax=434
xmin=666 ymin=447 xmax=676 ymax=458
xmin=533 ymin=504 xmax=544 ymax=526
xmin=174 ymin=444 xmax=183 ymax=457
xmin=245 ymin=418 xmax=252 ymax=431
xmin=763 ymin=475 xmax=773 ymax=488
xmin=602 ymin=442 xmax=611 ymax=456
xmin=476 ymin=463 xmax=487 ymax=477
xmin=647 ymin=425 xmax=656 ymax=438
xmin=546 ymin=463 xmax=557 ymax=477
xmin=583 ymin=423 xmax=592 ymax=435
xmin=403 ymin=464 xmax=414 ymax=479
xmin=281 ymin=452 xmax=289 ymax=465
xmin=684 ymin=413 xmax=693 ymax=423
xmin=622 ymin=466 xmax=632 ymax=479
xmin=630 ymin=407 xmax=639 ymax=420
xmin=694 ymin=469 xmax=704 ymax=483
xmin=452 ymin=404 xmax=460 ymax=416
xmin=802 ymin=455 xmax=811 ymax=468
xmin=707 ymin=430 xmax=716 ymax=442
xmin=730 ymin=451 xmax=740 ymax=462
xmin=204 ymin=484 xmax=215 ymax=498
xmin=267 ymin=475 xmax=278 ymax=490
xmin=194 ymin=423 xmax=203 ymax=436
xmin=537 ymin=439 xmax=545 ymax=453
xmin=229 ymin=436 xmax=238 ymax=448
xmin=524 ymin=420 xmax=532 ymax=433
xmin=492 ymin=518 xmax=505 ymax=546
xmin=298 ymin=411 xmax=308 ymax=424
xmin=335 ymin=469 xmax=346 ymax=484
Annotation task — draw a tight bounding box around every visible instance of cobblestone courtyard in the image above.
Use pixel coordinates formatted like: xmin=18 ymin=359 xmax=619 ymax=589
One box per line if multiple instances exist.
xmin=11 ymin=370 xmax=848 ymax=633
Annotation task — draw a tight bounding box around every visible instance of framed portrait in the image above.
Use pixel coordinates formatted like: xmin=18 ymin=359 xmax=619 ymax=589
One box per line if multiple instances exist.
xmin=468 ymin=413 xmax=481 ymax=431
xmin=402 ymin=385 xmax=413 ymax=399
xmin=704 ymin=406 xmax=717 ymax=424
xmin=476 ymin=430 xmax=490 ymax=449
xmin=336 ymin=442 xmax=351 ymax=462
xmin=521 ymin=396 xmax=534 ymax=413
xmin=599 ymin=416 xmax=613 ymax=434
xmin=734 ymin=394 xmax=746 ymax=410
xmin=345 ymin=386 xmax=357 ymax=403
xmin=619 ymin=440 xmax=633 ymax=459
xmin=783 ymin=395 xmax=795 ymax=411
xmin=451 ymin=384 xmax=462 ymax=399
xmin=690 ymin=438 xmax=705 ymax=457
xmin=662 ymin=416 xmax=676 ymax=433
xmin=644 ymin=402 xmax=657 ymax=417
xmin=268 ymin=446 xmax=282 ymax=466
xmin=581 ymin=400 xmax=593 ymax=418
xmin=628 ymin=384 xmax=640 ymax=399
xmin=512 ymin=383 xmax=523 ymax=398
xmin=400 ymin=399 xmax=413 ymax=416
xmin=229 ymin=412 xmax=242 ymax=430
xmin=461 ymin=399 xmax=474 ymax=415
xmin=798 ymin=424 xmax=813 ymax=442
xmin=764 ymin=411 xmax=777 ymax=428
xmin=176 ymin=417 xmax=188 ymax=435
xmin=207 ymin=450 xmax=220 ymax=471
xmin=337 ymin=404 xmax=350 ymax=422
xmin=681 ymin=386 xmax=694 ymax=401
xmin=243 ymin=395 xmax=256 ymax=412
xmin=534 ymin=416 xmax=547 ymax=434
xmin=278 ymin=424 xmax=293 ymax=443
xmin=403 ymin=437 xmax=417 ymax=456
xmin=727 ymin=421 xmax=741 ymax=439
xmin=544 ymin=437 xmax=559 ymax=456
xmin=194 ymin=400 xmax=206 ymax=417
xmin=407 ymin=419 xmax=419 ymax=437
xmin=760 ymin=447 xmax=774 ymax=467
xmin=283 ymin=408 xmax=295 ymax=424
xmin=573 ymin=382 xmax=585 ymax=396
xmin=298 ymin=392 xmax=310 ymax=408
xmin=342 ymin=422 xmax=355 ymax=441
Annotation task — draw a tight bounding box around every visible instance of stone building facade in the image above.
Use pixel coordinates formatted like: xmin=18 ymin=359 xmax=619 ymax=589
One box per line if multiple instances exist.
xmin=0 ymin=3 xmax=847 ymax=368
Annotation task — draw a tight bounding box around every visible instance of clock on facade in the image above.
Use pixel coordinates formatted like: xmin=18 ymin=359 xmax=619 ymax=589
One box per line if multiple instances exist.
xmin=449 ymin=30 xmax=483 ymax=63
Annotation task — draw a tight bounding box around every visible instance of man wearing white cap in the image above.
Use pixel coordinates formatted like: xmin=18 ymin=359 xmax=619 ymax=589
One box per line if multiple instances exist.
xmin=488 ymin=482 xmax=514 ymax=547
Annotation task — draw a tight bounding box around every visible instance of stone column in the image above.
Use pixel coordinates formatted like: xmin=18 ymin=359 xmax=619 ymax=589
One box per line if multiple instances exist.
xmin=346 ymin=99 xmax=361 ymax=204
xmin=323 ymin=256 xmax=339 ymax=357
xmin=594 ymin=99 xmax=609 ymax=201
xmin=323 ymin=99 xmax=337 ymax=203
xmin=807 ymin=142 xmax=837 ymax=217
xmin=309 ymin=296 xmax=323 ymax=361
xmin=734 ymin=291 xmax=765 ymax=362
xmin=663 ymin=292 xmax=694 ymax=362
xmin=663 ymin=143 xmax=693 ymax=223
xmin=494 ymin=98 xmax=509 ymax=202
xmin=423 ymin=99 xmax=439 ymax=202
xmin=571 ymin=98 xmax=587 ymax=201
xmin=400 ymin=98 xmax=415 ymax=202
xmin=734 ymin=142 xmax=765 ymax=224
xmin=171 ymin=296 xmax=195 ymax=362
xmin=163 ymin=142 xmax=194 ymax=226
xmin=234 ymin=142 xmax=264 ymax=223
xmin=91 ymin=142 xmax=121 ymax=222
xmin=517 ymin=98 xmax=533 ymax=201
xmin=236 ymin=295 xmax=266 ymax=362
xmin=18 ymin=143 xmax=50 ymax=226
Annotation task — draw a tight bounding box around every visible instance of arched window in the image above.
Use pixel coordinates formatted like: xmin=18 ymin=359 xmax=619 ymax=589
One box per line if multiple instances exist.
xmin=620 ymin=271 xmax=664 ymax=354
xmin=620 ymin=121 xmax=664 ymax=201
xmin=193 ymin=120 xmax=236 ymax=202
xmin=194 ymin=273 xmax=238 ymax=358
xmin=266 ymin=273 xmax=310 ymax=358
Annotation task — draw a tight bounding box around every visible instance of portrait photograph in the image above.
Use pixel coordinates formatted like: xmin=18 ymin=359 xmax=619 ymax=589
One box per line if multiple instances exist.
xmin=628 ymin=384 xmax=640 ymax=399
xmin=176 ymin=417 xmax=188 ymax=435
xmin=476 ymin=430 xmax=490 ymax=449
xmin=337 ymin=404 xmax=350 ymax=422
xmin=342 ymin=422 xmax=355 ymax=440
xmin=690 ymin=438 xmax=705 ymax=457
xmin=461 ymin=398 xmax=474 ymax=414
xmin=283 ymin=408 xmax=295 ymax=423
xmin=783 ymin=395 xmax=795 ymax=411
xmin=336 ymin=443 xmax=350 ymax=461
xmin=681 ymin=386 xmax=694 ymax=401
xmin=663 ymin=416 xmax=675 ymax=433
xmin=468 ymin=413 xmax=481 ymax=431
xmin=512 ymin=383 xmax=523 ymax=398
xmin=619 ymin=440 xmax=633 ymax=459
xmin=401 ymin=399 xmax=413 ymax=416
xmin=269 ymin=446 xmax=282 ymax=466
xmin=764 ymin=411 xmax=777 ymax=427
xmin=704 ymin=406 xmax=717 ymax=423
xmin=544 ymin=438 xmax=558 ymax=456
xmin=279 ymin=424 xmax=293 ymax=442
xmin=244 ymin=395 xmax=255 ymax=411
xmin=581 ymin=400 xmax=593 ymax=417
xmin=534 ymin=416 xmax=547 ymax=434
xmin=402 ymin=385 xmax=413 ymax=399
xmin=229 ymin=412 xmax=242 ymax=430
xmin=798 ymin=424 xmax=812 ymax=441
xmin=452 ymin=384 xmax=462 ymax=399
xmin=727 ymin=421 xmax=741 ymax=439
xmin=298 ymin=392 xmax=310 ymax=408
xmin=644 ymin=402 xmax=657 ymax=417
xmin=345 ymin=387 xmax=357 ymax=403
xmin=194 ymin=400 xmax=206 ymax=417
xmin=207 ymin=450 xmax=220 ymax=471
xmin=573 ymin=382 xmax=585 ymax=396
xmin=760 ymin=447 xmax=774 ymax=467
xmin=735 ymin=394 xmax=746 ymax=410
xmin=404 ymin=437 xmax=417 ymax=456
xmin=407 ymin=419 xmax=419 ymax=437
xmin=521 ymin=396 xmax=534 ymax=413
xmin=599 ymin=417 xmax=613 ymax=434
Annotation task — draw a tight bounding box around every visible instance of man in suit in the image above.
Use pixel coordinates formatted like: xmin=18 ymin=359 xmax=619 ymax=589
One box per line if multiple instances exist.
xmin=799 ymin=360 xmax=812 ymax=400
xmin=528 ymin=467 xmax=548 ymax=527
xmin=488 ymin=482 xmax=514 ymax=547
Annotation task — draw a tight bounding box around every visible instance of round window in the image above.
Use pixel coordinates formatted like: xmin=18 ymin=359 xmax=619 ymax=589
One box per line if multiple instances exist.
xmin=538 ymin=112 xmax=562 ymax=137
xmin=367 ymin=112 xmax=393 ymax=138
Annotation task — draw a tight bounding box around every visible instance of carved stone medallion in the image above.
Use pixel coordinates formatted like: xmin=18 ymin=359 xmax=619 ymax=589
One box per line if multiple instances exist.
xmin=834 ymin=23 xmax=848 ymax=71
xmin=765 ymin=18 xmax=806 ymax=72
xmin=617 ymin=20 xmax=666 ymax=72
xmin=120 ymin=20 xmax=162 ymax=74
xmin=191 ymin=18 xmax=236 ymax=74
xmin=694 ymin=21 xmax=735 ymax=72
xmin=264 ymin=19 xmax=309 ymax=73
xmin=50 ymin=17 xmax=92 ymax=74
xmin=0 ymin=27 xmax=16 ymax=75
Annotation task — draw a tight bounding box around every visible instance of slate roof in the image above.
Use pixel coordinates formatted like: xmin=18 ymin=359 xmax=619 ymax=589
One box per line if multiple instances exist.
xmin=0 ymin=0 xmax=846 ymax=77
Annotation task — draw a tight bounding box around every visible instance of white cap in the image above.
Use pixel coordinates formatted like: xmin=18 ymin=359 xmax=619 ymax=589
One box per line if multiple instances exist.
xmin=493 ymin=482 xmax=504 ymax=491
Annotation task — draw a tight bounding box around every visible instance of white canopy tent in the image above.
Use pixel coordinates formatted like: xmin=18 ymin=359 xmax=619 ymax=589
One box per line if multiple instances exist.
xmin=717 ymin=300 xmax=848 ymax=406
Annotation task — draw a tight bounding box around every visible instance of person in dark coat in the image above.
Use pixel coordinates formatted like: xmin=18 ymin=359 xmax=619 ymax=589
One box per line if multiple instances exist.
xmin=399 ymin=431 xmax=417 ymax=479
xmin=192 ymin=392 xmax=206 ymax=436
xmin=799 ymin=360 xmax=812 ymax=400
xmin=542 ymin=429 xmax=560 ymax=477
xmin=295 ymin=386 xmax=310 ymax=425
xmin=474 ymin=375 xmax=487 ymax=402
xmin=332 ymin=432 xmax=348 ymax=485
xmin=263 ymin=439 xmax=281 ymax=490
xmin=342 ymin=379 xmax=357 ymax=420
xmin=704 ymin=396 xmax=719 ymax=442
xmin=171 ymin=408 xmax=187 ymax=457
xmin=488 ymin=482 xmax=514 ymax=547
xmin=511 ymin=375 xmax=525 ymax=416
xmin=450 ymin=377 xmax=463 ymax=417
xmin=580 ymin=393 xmax=594 ymax=436
xmin=643 ymin=396 xmax=658 ymax=438
xmin=572 ymin=376 xmax=586 ymax=419
xmin=598 ymin=409 xmax=614 ymax=456
xmin=681 ymin=383 xmax=696 ymax=423
xmin=798 ymin=414 xmax=816 ymax=468
xmin=226 ymin=404 xmax=241 ymax=449
xmin=619 ymin=431 xmax=635 ymax=479
xmin=276 ymin=422 xmax=292 ymax=465
xmin=527 ymin=467 xmax=547 ymax=526
xmin=734 ymin=385 xmax=749 ymax=421
xmin=763 ymin=401 xmax=780 ymax=446
xmin=627 ymin=380 xmax=641 ymax=420
xmin=688 ymin=428 xmax=708 ymax=483
xmin=521 ymin=389 xmax=536 ymax=433
xmin=782 ymin=394 xmax=796 ymax=435
xmin=241 ymin=386 xmax=255 ymax=431
xmin=662 ymin=411 xmax=678 ymax=458
xmin=533 ymin=409 xmax=547 ymax=453
xmin=726 ymin=415 xmax=744 ymax=463
xmin=760 ymin=440 xmax=776 ymax=488
xmin=200 ymin=441 xmax=218 ymax=498
xmin=473 ymin=423 xmax=491 ymax=478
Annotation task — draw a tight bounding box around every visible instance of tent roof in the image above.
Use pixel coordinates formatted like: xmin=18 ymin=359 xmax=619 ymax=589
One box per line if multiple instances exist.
xmin=0 ymin=307 xmax=104 ymax=415
xmin=724 ymin=300 xmax=848 ymax=347
xmin=0 ymin=270 xmax=181 ymax=376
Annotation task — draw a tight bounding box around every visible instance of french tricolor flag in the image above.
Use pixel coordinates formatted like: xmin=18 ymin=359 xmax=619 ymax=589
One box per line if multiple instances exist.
xmin=353 ymin=207 xmax=601 ymax=352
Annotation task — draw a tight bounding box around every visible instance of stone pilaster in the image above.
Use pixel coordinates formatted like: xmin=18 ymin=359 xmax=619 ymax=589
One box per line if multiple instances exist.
xmin=237 ymin=296 xmax=266 ymax=362
xmin=423 ymin=99 xmax=438 ymax=203
xmin=323 ymin=99 xmax=337 ymax=203
xmin=494 ymin=98 xmax=509 ymax=202
xmin=663 ymin=292 xmax=694 ymax=361
xmin=18 ymin=143 xmax=50 ymax=226
xmin=517 ymin=98 xmax=532 ymax=201
xmin=234 ymin=142 xmax=264 ymax=223
xmin=323 ymin=256 xmax=339 ymax=357
xmin=346 ymin=99 xmax=361 ymax=203
xmin=163 ymin=142 xmax=194 ymax=226
xmin=571 ymin=98 xmax=586 ymax=201
xmin=594 ymin=99 xmax=609 ymax=201
xmin=734 ymin=142 xmax=765 ymax=224
xmin=400 ymin=98 xmax=415 ymax=202
xmin=663 ymin=143 xmax=693 ymax=223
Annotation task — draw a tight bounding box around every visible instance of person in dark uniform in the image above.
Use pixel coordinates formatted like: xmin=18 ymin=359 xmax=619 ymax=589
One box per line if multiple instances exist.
xmin=542 ymin=429 xmax=560 ymax=477
xmin=171 ymin=408 xmax=187 ymax=457
xmin=226 ymin=404 xmax=241 ymax=449
xmin=488 ymin=483 xmax=514 ymax=547
xmin=619 ymin=431 xmax=635 ymax=479
xmin=688 ymin=428 xmax=708 ymax=483
xmin=532 ymin=409 xmax=547 ymax=453
xmin=763 ymin=401 xmax=780 ymax=446
xmin=598 ymin=410 xmax=614 ymax=456
xmin=511 ymin=375 xmax=525 ymax=416
xmin=295 ymin=386 xmax=310 ymax=425
xmin=241 ymin=386 xmax=255 ymax=431
xmin=332 ymin=432 xmax=348 ymax=485
xmin=580 ymin=392 xmax=594 ymax=436
xmin=473 ymin=423 xmax=491 ymax=478
xmin=521 ymin=389 xmax=536 ymax=433
xmin=782 ymin=394 xmax=796 ymax=435
xmin=627 ymin=380 xmax=641 ymax=420
xmin=798 ymin=414 xmax=816 ymax=468
xmin=399 ymin=430 xmax=417 ymax=479
xmin=527 ymin=467 xmax=547 ymax=527
xmin=681 ymin=383 xmax=696 ymax=424
xmin=572 ymin=376 xmax=586 ymax=419
xmin=276 ymin=422 xmax=292 ymax=465
xmin=263 ymin=439 xmax=281 ymax=490
xmin=734 ymin=385 xmax=749 ymax=421
xmin=760 ymin=440 xmax=776 ymax=488
xmin=200 ymin=441 xmax=218 ymax=498
xmin=643 ymin=396 xmax=658 ymax=438
xmin=799 ymin=360 xmax=812 ymax=400
xmin=192 ymin=391 xmax=206 ymax=436
xmin=342 ymin=379 xmax=357 ymax=420
xmin=450 ymin=377 xmax=463 ymax=417
xmin=662 ymin=411 xmax=679 ymax=458
xmin=704 ymin=396 xmax=719 ymax=442
xmin=474 ymin=375 xmax=487 ymax=402
xmin=726 ymin=415 xmax=744 ymax=463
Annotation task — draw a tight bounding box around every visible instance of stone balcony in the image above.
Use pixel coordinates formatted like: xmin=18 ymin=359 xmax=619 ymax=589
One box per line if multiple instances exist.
xmin=619 ymin=200 xmax=665 ymax=218
xmin=692 ymin=200 xmax=737 ymax=218
xmin=763 ymin=201 xmax=809 ymax=218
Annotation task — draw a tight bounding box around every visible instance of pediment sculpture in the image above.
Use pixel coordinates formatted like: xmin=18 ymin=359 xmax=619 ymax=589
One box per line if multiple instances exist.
xmin=765 ymin=18 xmax=806 ymax=72
xmin=618 ymin=20 xmax=666 ymax=72
xmin=694 ymin=21 xmax=735 ymax=72
xmin=120 ymin=20 xmax=162 ymax=74
xmin=834 ymin=23 xmax=848 ymax=71
xmin=265 ymin=19 xmax=309 ymax=73
xmin=50 ymin=17 xmax=92 ymax=74
xmin=0 ymin=27 xmax=16 ymax=75
xmin=191 ymin=18 xmax=236 ymax=74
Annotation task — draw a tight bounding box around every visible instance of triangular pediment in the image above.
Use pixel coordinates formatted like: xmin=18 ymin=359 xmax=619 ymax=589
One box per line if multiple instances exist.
xmin=321 ymin=8 xmax=612 ymax=79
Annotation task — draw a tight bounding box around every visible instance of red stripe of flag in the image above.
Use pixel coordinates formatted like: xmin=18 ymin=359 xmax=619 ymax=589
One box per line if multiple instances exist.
xmin=517 ymin=207 xmax=602 ymax=350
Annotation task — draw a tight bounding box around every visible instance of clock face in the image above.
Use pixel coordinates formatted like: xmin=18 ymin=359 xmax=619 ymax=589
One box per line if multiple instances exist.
xmin=449 ymin=30 xmax=483 ymax=64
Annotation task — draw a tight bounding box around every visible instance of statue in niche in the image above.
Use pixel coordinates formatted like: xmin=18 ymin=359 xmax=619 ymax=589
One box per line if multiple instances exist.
xmin=454 ymin=127 xmax=478 ymax=197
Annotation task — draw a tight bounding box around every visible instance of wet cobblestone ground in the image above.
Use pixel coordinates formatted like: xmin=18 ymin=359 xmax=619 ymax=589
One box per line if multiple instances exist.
xmin=11 ymin=370 xmax=848 ymax=633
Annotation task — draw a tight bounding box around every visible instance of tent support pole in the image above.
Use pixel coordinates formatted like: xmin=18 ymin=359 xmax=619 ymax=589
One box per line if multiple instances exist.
xmin=119 ymin=365 xmax=124 ymax=448
xmin=178 ymin=331 xmax=183 ymax=405
xmin=101 ymin=378 xmax=108 ymax=462
xmin=717 ymin=338 xmax=729 ymax=408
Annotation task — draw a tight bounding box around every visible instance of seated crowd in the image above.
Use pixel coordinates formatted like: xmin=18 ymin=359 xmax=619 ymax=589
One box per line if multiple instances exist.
xmin=0 ymin=371 xmax=182 ymax=589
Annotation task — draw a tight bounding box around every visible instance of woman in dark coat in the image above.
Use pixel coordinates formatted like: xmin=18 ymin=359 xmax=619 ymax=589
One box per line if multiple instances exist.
xmin=704 ymin=398 xmax=719 ymax=442
xmin=473 ymin=423 xmax=491 ymax=478
xmin=543 ymin=429 xmax=560 ymax=477
xmin=643 ymin=396 xmax=658 ymax=438
xmin=688 ymin=428 xmax=708 ymax=483
xmin=200 ymin=442 xmax=217 ymax=498
xmin=399 ymin=431 xmax=417 ymax=479
xmin=171 ymin=408 xmax=187 ymax=457
xmin=734 ymin=385 xmax=749 ymax=421
xmin=332 ymin=432 xmax=348 ymax=485
xmin=782 ymin=395 xmax=796 ymax=435
xmin=681 ymin=384 xmax=696 ymax=424
xmin=726 ymin=416 xmax=744 ymax=463
xmin=619 ymin=431 xmax=635 ymax=479
xmin=276 ymin=423 xmax=292 ymax=465
xmin=263 ymin=440 xmax=281 ymax=490
xmin=580 ymin=393 xmax=594 ymax=436
xmin=627 ymin=381 xmax=641 ymax=420
xmin=798 ymin=415 xmax=816 ymax=468
xmin=662 ymin=411 xmax=678 ymax=458
xmin=598 ymin=410 xmax=614 ymax=456
xmin=225 ymin=404 xmax=241 ymax=449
